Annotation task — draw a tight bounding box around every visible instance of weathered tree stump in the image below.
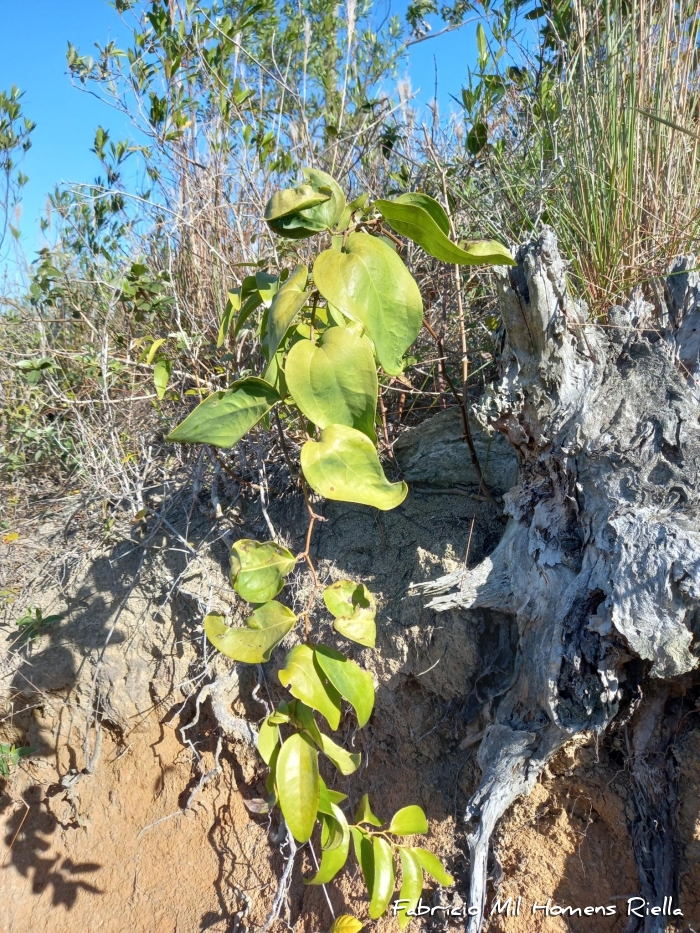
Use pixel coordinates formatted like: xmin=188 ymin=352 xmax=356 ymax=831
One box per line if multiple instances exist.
xmin=418 ymin=229 xmax=700 ymax=932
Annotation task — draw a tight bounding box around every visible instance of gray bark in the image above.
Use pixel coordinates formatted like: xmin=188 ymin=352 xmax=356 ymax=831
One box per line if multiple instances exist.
xmin=416 ymin=229 xmax=700 ymax=932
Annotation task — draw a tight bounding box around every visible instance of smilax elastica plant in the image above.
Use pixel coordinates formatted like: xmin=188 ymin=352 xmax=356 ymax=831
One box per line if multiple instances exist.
xmin=166 ymin=167 xmax=514 ymax=928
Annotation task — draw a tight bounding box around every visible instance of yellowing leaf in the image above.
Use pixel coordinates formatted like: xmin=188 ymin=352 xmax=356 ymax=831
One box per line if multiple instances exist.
xmin=204 ymin=603 xmax=296 ymax=664
xmin=145 ymin=337 xmax=166 ymax=365
xmin=2 ymin=533 xmax=19 ymax=545
xmin=329 ymin=915 xmax=363 ymax=933
xmin=301 ymin=424 xmax=407 ymax=511
xmin=153 ymin=358 xmax=172 ymax=400
xmin=166 ymin=377 xmax=279 ymax=447
xmin=276 ymin=732 xmax=319 ymax=842
xmin=313 ymin=232 xmax=422 ymax=375
xmin=230 ymin=538 xmax=296 ymax=603
xmin=388 ymin=805 xmax=428 ymax=836
xmin=285 ymin=328 xmax=378 ymax=441
xmin=278 ymin=645 xmax=342 ymax=730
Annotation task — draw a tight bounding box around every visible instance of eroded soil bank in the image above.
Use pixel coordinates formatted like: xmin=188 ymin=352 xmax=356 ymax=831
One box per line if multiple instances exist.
xmin=1 ymin=462 xmax=699 ymax=933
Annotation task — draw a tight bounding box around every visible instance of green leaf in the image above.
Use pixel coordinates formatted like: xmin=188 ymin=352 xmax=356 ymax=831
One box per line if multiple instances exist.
xmin=467 ymin=121 xmax=488 ymax=156
xmin=265 ymin=184 xmax=331 ymax=222
xmin=369 ymin=836 xmax=396 ymax=919
xmin=314 ymin=646 xmax=374 ymax=728
xmin=276 ymin=732 xmax=319 ymax=843
xmin=294 ymin=702 xmax=359 ymax=773
xmin=257 ymin=716 xmax=280 ymax=765
xmin=301 ymin=424 xmax=407 ymax=511
xmin=351 ymin=826 xmax=375 ymax=894
xmin=285 ymin=328 xmax=377 ymax=441
xmin=153 ymin=358 xmax=171 ymax=399
xmin=264 ymin=265 xmax=309 ymax=360
xmin=217 ymin=292 xmax=240 ymax=348
xmin=476 ymin=22 xmax=487 ymax=61
xmin=306 ymin=802 xmax=350 ymax=884
xmin=375 ymin=195 xmax=515 ymax=266
xmin=266 ymin=169 xmax=346 ymax=239
xmin=204 ymin=603 xmax=296 ymax=664
xmin=388 ymin=806 xmax=428 ymax=836
xmin=329 ymin=915 xmax=363 ymax=933
xmin=166 ymin=377 xmax=279 ymax=447
xmin=313 ymin=232 xmax=422 ymax=375
xmin=230 ymin=538 xmax=296 ymax=603
xmin=278 ymin=645 xmax=342 ymax=730
xmin=354 ymin=793 xmax=382 ymax=827
xmin=256 ymin=270 xmax=281 ymax=307
xmin=317 ymin=776 xmax=346 ymax=818
xmin=323 ymin=580 xmax=376 ymax=648
xmin=232 ymin=292 xmax=264 ymax=340
xmin=398 ymin=848 xmax=423 ymax=929
xmin=317 ymin=732 xmax=361 ymax=775
xmin=411 ymin=847 xmax=454 ymax=886
xmin=294 ymin=700 xmax=323 ymax=743
xmin=388 ymin=192 xmax=450 ymax=234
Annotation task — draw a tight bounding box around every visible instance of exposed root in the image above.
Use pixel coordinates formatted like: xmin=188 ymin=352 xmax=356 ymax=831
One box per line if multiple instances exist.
xmin=418 ymin=229 xmax=700 ymax=931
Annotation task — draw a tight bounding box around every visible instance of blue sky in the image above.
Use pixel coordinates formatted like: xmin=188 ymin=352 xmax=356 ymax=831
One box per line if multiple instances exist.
xmin=0 ymin=0 xmax=480 ymax=267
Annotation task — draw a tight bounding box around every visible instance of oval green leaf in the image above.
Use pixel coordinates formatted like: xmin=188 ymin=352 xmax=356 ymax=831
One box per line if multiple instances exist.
xmin=278 ymin=645 xmax=342 ymax=730
xmin=314 ymin=645 xmax=374 ymax=728
xmin=411 ymin=847 xmax=454 ymax=886
xmin=230 ymin=538 xmax=296 ymax=603
xmin=323 ymin=580 xmax=376 ymax=648
xmin=166 ymin=377 xmax=279 ymax=447
xmin=257 ymin=716 xmax=280 ymax=765
xmin=301 ymin=424 xmax=407 ymax=511
xmin=306 ymin=802 xmax=350 ymax=885
xmin=266 ymin=169 xmax=346 ymax=240
xmin=369 ymin=836 xmax=396 ymax=919
xmin=265 ymin=184 xmax=331 ymax=222
xmin=313 ymin=232 xmax=422 ymax=375
xmin=388 ymin=805 xmax=428 ymax=836
xmin=398 ymin=848 xmax=423 ymax=929
xmin=354 ymin=793 xmax=382 ymax=827
xmin=317 ymin=732 xmax=361 ymax=776
xmin=204 ymin=602 xmax=296 ymax=664
xmin=375 ymin=195 xmax=516 ymax=267
xmin=276 ymin=732 xmax=320 ymax=843
xmin=351 ymin=826 xmax=375 ymax=895
xmin=264 ymin=265 xmax=309 ymax=360
xmin=295 ymin=702 xmax=357 ymax=781
xmin=285 ymin=328 xmax=378 ymax=441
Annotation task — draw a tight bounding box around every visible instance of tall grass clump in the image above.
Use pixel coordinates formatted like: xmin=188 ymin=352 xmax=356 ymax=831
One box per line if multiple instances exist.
xmin=558 ymin=0 xmax=700 ymax=308
xmin=472 ymin=0 xmax=700 ymax=313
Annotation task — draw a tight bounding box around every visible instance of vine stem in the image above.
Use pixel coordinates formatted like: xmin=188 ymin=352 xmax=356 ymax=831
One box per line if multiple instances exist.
xmin=421 ymin=318 xmax=498 ymax=508
xmin=298 ymin=477 xmax=326 ymax=642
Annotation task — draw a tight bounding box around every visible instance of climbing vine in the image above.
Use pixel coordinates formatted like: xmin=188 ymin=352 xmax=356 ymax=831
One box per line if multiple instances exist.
xmin=166 ymin=168 xmax=513 ymax=927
